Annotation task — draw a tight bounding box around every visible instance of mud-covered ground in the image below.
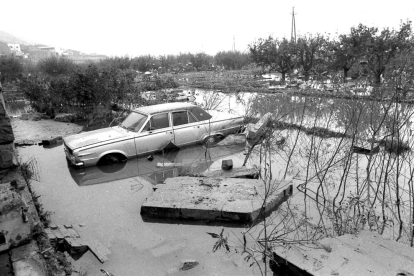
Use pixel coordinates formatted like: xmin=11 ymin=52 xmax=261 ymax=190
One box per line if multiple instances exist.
xmin=11 ymin=118 xmax=83 ymax=144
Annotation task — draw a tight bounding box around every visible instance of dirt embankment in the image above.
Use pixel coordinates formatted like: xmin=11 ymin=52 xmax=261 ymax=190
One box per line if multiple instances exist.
xmin=11 ymin=118 xmax=83 ymax=144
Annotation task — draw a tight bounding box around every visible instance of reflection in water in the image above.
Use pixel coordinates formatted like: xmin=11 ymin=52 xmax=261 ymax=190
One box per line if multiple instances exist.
xmin=68 ymin=144 xmax=246 ymax=186
xmin=250 ymin=93 xmax=414 ymax=141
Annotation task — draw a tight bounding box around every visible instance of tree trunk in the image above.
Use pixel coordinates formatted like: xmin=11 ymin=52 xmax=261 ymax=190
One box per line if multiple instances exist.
xmin=304 ymin=71 xmax=310 ymax=81
xmin=343 ymin=68 xmax=349 ymax=83
xmin=374 ymin=74 xmax=382 ymax=85
xmin=281 ymin=72 xmax=286 ymax=82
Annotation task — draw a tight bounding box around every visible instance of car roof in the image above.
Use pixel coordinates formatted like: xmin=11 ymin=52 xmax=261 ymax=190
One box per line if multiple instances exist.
xmin=134 ymin=102 xmax=196 ymax=115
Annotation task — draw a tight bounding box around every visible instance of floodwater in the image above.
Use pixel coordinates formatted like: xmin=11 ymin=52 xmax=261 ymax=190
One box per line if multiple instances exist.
xmin=17 ymin=143 xmax=263 ymax=276
xmin=11 ymin=89 xmax=414 ymax=275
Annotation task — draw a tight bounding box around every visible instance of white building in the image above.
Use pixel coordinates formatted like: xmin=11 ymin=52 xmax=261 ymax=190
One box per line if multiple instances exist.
xmin=7 ymin=43 xmax=22 ymax=55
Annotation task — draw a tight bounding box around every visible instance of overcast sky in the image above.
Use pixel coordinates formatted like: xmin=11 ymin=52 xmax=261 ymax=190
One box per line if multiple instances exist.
xmin=1 ymin=0 xmax=413 ymax=57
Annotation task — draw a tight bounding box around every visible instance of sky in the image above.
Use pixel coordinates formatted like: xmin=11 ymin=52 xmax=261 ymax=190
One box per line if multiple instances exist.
xmin=1 ymin=0 xmax=413 ymax=57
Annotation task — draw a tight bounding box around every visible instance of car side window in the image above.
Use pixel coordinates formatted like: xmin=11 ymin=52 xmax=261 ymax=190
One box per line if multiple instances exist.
xmin=190 ymin=106 xmax=212 ymax=121
xmin=172 ymin=111 xmax=188 ymax=126
xmin=149 ymin=113 xmax=170 ymax=130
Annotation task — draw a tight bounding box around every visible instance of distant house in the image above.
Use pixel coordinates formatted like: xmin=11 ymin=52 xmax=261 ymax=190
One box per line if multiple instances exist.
xmin=7 ymin=43 xmax=24 ymax=57
xmin=7 ymin=43 xmax=21 ymax=53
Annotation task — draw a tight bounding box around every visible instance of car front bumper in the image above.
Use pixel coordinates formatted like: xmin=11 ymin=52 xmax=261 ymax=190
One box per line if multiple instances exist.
xmin=64 ymin=147 xmax=84 ymax=167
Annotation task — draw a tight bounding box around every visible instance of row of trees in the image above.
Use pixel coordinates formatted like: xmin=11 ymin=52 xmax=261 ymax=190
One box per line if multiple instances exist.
xmin=249 ymin=21 xmax=413 ymax=84
xmin=0 ymin=50 xmax=251 ymax=85
xmin=91 ymin=50 xmax=251 ymax=73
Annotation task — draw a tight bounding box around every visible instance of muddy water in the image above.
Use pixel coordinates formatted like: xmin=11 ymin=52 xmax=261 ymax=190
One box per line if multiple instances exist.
xmin=12 ymin=91 xmax=414 ymax=274
xmin=17 ymin=143 xmax=262 ymax=276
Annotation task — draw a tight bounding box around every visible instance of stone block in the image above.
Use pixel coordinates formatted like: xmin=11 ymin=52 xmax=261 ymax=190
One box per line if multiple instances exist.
xmin=221 ymin=159 xmax=233 ymax=170
xmin=141 ymin=177 xmax=293 ymax=224
xmin=0 ymin=144 xmax=18 ymax=169
xmin=0 ymin=117 xmax=14 ymax=144
xmin=246 ymin=112 xmax=272 ymax=140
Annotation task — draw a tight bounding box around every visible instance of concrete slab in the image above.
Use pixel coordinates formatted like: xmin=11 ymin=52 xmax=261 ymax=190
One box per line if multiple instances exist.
xmin=141 ymin=177 xmax=293 ymax=224
xmin=273 ymin=230 xmax=414 ymax=276
xmin=201 ymin=167 xmax=259 ymax=179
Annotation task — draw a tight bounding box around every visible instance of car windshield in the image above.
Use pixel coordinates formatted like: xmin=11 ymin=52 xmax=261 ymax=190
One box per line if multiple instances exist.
xmin=120 ymin=112 xmax=148 ymax=132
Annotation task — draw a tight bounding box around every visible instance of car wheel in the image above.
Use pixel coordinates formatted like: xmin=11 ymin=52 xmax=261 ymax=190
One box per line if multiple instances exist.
xmin=98 ymin=153 xmax=127 ymax=166
xmin=204 ymin=135 xmax=221 ymax=147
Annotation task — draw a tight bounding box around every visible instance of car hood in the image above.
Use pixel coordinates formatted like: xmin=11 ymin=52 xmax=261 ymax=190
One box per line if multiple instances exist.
xmin=64 ymin=126 xmax=129 ymax=149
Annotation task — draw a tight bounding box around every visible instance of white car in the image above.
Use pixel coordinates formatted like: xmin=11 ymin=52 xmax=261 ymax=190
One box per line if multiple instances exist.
xmin=64 ymin=102 xmax=245 ymax=167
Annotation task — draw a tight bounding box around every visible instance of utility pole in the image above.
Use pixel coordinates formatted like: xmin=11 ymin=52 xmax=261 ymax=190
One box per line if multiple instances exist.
xmin=232 ymin=36 xmax=236 ymax=52
xmin=291 ymin=7 xmax=296 ymax=43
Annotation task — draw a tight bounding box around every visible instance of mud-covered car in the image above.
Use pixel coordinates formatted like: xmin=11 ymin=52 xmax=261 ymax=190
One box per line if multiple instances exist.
xmin=64 ymin=102 xmax=245 ymax=167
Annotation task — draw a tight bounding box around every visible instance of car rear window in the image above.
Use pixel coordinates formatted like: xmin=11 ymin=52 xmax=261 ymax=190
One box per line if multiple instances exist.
xmin=189 ymin=106 xmax=212 ymax=121
xmin=172 ymin=111 xmax=188 ymax=126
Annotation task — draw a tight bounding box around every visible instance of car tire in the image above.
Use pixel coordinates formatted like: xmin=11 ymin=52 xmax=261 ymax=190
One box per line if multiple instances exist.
xmin=98 ymin=153 xmax=127 ymax=166
xmin=204 ymin=135 xmax=221 ymax=147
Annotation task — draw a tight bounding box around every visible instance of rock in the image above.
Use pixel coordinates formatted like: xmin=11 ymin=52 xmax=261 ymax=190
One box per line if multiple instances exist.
xmin=0 ymin=116 xmax=14 ymax=143
xmin=246 ymin=112 xmax=272 ymax=140
xmin=41 ymin=136 xmax=63 ymax=146
xmin=180 ymin=260 xmax=199 ymax=271
xmin=54 ymin=113 xmax=76 ymax=123
xmin=0 ymin=144 xmax=18 ymax=169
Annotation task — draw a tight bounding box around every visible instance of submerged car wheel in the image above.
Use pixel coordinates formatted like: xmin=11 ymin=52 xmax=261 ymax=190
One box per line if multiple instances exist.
xmin=98 ymin=153 xmax=127 ymax=166
xmin=204 ymin=135 xmax=222 ymax=147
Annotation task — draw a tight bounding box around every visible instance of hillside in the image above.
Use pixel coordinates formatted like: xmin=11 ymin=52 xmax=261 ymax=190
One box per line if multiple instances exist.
xmin=0 ymin=30 xmax=30 ymax=45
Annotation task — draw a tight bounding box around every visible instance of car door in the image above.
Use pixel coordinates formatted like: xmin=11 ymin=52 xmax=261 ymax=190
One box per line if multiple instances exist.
xmin=172 ymin=110 xmax=202 ymax=146
xmin=134 ymin=112 xmax=174 ymax=154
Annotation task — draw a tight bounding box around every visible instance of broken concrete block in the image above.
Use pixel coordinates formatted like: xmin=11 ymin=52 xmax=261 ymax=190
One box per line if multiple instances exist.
xmin=141 ymin=177 xmax=293 ymax=224
xmin=41 ymin=136 xmax=63 ymax=147
xmin=221 ymin=159 xmax=233 ymax=170
xmin=202 ymin=167 xmax=259 ymax=179
xmin=0 ymin=144 xmax=18 ymax=170
xmin=157 ymin=162 xmax=182 ymax=168
xmin=0 ymin=117 xmax=14 ymax=144
xmin=246 ymin=112 xmax=272 ymax=140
